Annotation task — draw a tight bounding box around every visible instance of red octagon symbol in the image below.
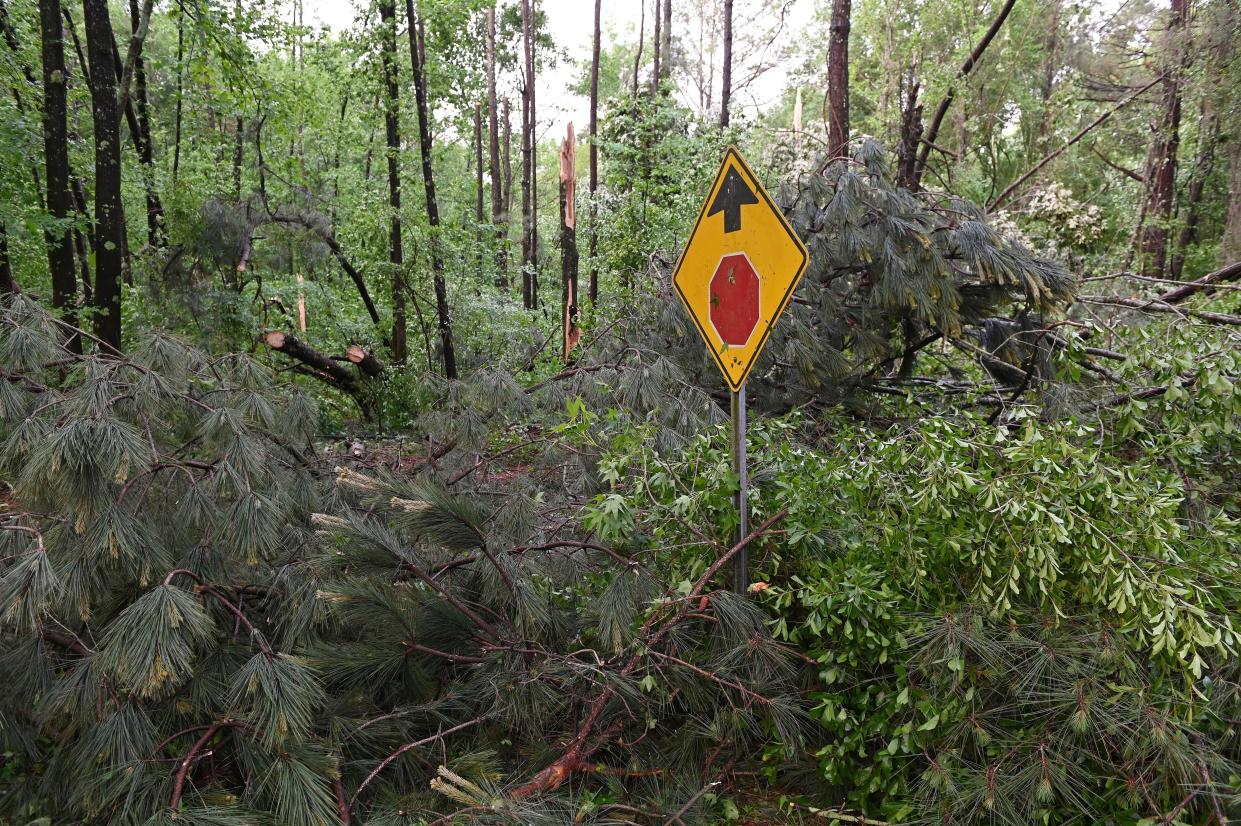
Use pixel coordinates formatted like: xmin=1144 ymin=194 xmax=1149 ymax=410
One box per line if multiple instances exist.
xmin=709 ymin=253 xmax=760 ymax=346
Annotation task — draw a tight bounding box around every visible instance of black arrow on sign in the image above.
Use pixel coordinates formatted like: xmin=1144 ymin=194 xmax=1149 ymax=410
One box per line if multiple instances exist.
xmin=707 ymin=167 xmax=759 ymax=233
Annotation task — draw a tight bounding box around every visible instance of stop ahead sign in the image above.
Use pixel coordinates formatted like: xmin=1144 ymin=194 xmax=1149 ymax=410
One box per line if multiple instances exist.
xmin=672 ymin=147 xmax=808 ymax=391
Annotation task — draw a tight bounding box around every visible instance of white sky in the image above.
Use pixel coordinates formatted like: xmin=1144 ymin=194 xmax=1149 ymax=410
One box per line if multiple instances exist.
xmin=303 ymin=0 xmax=813 ymax=135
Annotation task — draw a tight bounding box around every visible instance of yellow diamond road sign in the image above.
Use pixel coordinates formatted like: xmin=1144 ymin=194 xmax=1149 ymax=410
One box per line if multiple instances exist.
xmin=672 ymin=147 xmax=808 ymax=392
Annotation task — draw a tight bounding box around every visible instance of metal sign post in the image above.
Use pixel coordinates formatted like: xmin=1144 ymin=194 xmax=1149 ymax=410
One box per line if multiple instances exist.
xmin=669 ymin=147 xmax=807 ymax=595
xmin=731 ymin=384 xmax=748 ymax=593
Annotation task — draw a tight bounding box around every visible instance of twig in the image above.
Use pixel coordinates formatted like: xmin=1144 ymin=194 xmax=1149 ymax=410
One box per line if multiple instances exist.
xmin=350 ymin=716 xmax=486 ymax=806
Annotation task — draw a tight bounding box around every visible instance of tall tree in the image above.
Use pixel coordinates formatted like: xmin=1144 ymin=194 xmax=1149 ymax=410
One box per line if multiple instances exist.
xmin=82 ymin=0 xmax=124 ymax=351
xmin=560 ymin=123 xmax=578 ymax=362
xmin=719 ymin=0 xmax=732 ymax=127
xmin=40 ymin=0 xmax=80 ymax=350
xmin=826 ymin=0 xmax=850 ymax=158
xmin=379 ymin=0 xmax=406 ymax=363
xmin=0 ymin=224 xmax=14 ymax=296
xmin=474 ymin=101 xmax=484 ymax=273
xmin=1139 ymin=0 xmax=1189 ymax=278
xmin=127 ymin=0 xmax=163 ymax=248
xmin=407 ymin=2 xmax=457 ymax=379
xmin=651 ymin=0 xmax=661 ymax=95
xmin=486 ymin=7 xmax=507 ymax=287
xmin=1170 ymin=107 xmax=1217 ymax=281
xmin=588 ymin=0 xmax=600 ymax=304
xmin=521 ymin=0 xmax=538 ymax=309
xmin=660 ymin=0 xmax=671 ymax=82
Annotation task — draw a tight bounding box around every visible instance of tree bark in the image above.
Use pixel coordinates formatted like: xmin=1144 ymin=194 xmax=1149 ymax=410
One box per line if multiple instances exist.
xmin=503 ymin=97 xmax=513 ymax=222
xmin=474 ymin=101 xmax=485 ymax=275
xmin=486 ymin=8 xmax=507 ymax=287
xmin=83 ymin=0 xmax=124 ymax=352
xmin=127 ymin=0 xmax=163 ymax=248
xmin=895 ymin=69 xmax=921 ymax=189
xmin=41 ymin=0 xmax=80 ymax=351
xmin=521 ymin=0 xmax=536 ymax=309
xmin=719 ymin=0 xmax=732 ymax=127
xmin=0 ymin=224 xmax=15 ymax=296
xmin=1170 ymin=107 xmax=1217 ymax=281
xmin=631 ymin=0 xmax=644 ymax=101
xmin=651 ymin=0 xmax=661 ymax=96
xmin=1139 ymin=0 xmax=1189 ymax=278
xmin=560 ymin=124 xmax=579 ymax=362
xmin=379 ymin=0 xmax=406 ymax=364
xmin=913 ymin=0 xmax=1017 ymax=187
xmin=407 ymin=2 xmax=457 ymax=379
xmin=172 ymin=4 xmax=183 ymax=183
xmin=826 ymin=0 xmax=850 ymax=158
xmin=233 ymin=116 xmax=244 ymax=200
xmin=115 ymin=0 xmax=152 ymax=121
xmin=660 ymin=0 xmax=671 ymax=82
xmin=1222 ymin=124 xmax=1241 ymax=266
xmin=588 ymin=0 xmax=600 ymax=304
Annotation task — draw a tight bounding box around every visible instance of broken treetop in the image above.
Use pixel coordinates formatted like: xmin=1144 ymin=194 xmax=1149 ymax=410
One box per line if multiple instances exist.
xmin=672 ymin=146 xmax=809 ymax=392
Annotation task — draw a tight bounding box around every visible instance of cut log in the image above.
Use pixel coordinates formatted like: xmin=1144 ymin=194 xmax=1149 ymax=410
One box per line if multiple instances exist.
xmin=263 ymin=331 xmax=359 ymax=393
xmin=346 ymin=344 xmax=384 ymax=377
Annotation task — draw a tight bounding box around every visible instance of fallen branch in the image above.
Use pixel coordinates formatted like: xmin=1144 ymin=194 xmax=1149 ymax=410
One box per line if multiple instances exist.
xmin=988 ymin=75 xmax=1164 ymax=211
xmin=1155 ymin=260 xmax=1241 ymax=305
xmin=1077 ymin=296 xmax=1241 ymax=326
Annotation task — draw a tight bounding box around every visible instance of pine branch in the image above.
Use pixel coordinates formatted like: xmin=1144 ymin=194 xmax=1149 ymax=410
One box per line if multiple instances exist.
xmin=349 ymin=716 xmax=487 ymax=807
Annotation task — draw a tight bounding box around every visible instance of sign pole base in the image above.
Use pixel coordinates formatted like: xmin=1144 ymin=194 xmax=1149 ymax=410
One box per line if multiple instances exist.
xmin=731 ymin=383 xmax=748 ymax=594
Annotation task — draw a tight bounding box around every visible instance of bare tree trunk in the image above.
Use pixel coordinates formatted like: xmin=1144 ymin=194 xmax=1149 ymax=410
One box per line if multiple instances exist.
xmin=1035 ymin=0 xmax=1062 ymax=155
xmin=1139 ymin=0 xmax=1189 ymax=279
xmin=521 ymin=0 xmax=537 ymax=309
xmin=0 ymin=224 xmax=14 ymax=296
xmin=474 ymin=102 xmax=485 ymax=274
xmin=588 ymin=0 xmax=600 ymax=304
xmin=560 ymin=124 xmax=579 ymax=362
xmin=407 ymin=3 xmax=457 ymax=379
xmin=41 ymin=0 xmax=80 ymax=350
xmin=503 ymin=97 xmax=513 ymax=221
xmin=895 ymin=68 xmax=921 ymax=189
xmin=826 ymin=0 xmax=850 ymax=158
xmin=1170 ymin=107 xmax=1217 ymax=281
xmin=233 ymin=117 xmax=244 ymax=200
xmin=128 ymin=0 xmax=163 ymax=248
xmin=1223 ymin=125 xmax=1241 ymax=266
xmin=173 ymin=3 xmax=183 ymax=183
xmin=631 ymin=0 xmax=644 ymax=101
xmin=651 ymin=0 xmax=660 ymax=96
xmin=486 ymin=8 xmax=507 ymax=287
xmin=719 ymin=0 xmax=732 ymax=127
xmin=115 ymin=0 xmax=152 ymax=119
xmin=83 ymin=0 xmax=124 ymax=352
xmin=660 ymin=0 xmax=671 ymax=82
xmin=913 ymin=0 xmax=1017 ymax=187
xmin=379 ymin=0 xmax=406 ymax=364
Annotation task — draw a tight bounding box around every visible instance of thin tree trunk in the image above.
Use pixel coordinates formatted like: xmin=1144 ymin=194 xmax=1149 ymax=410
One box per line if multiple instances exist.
xmin=172 ymin=3 xmax=183 ymax=183
xmin=503 ymin=97 xmax=513 ymax=224
xmin=474 ymin=101 xmax=485 ymax=275
xmin=826 ymin=0 xmax=850 ymax=158
xmin=1035 ymin=0 xmax=1062 ymax=155
xmin=0 ymin=224 xmax=15 ymax=296
xmin=379 ymin=0 xmax=406 ymax=363
xmin=651 ymin=0 xmax=660 ymax=96
xmin=895 ymin=68 xmax=921 ymax=189
xmin=407 ymin=3 xmax=457 ymax=379
xmin=719 ymin=0 xmax=732 ymax=128
xmin=588 ymin=0 xmax=600 ymax=304
xmin=528 ymin=1 xmax=538 ymax=310
xmin=233 ymin=117 xmax=244 ymax=200
xmin=1170 ymin=107 xmax=1217 ymax=281
xmin=41 ymin=0 xmax=80 ymax=351
xmin=660 ymin=0 xmax=671 ymax=82
xmin=115 ymin=0 xmax=152 ymax=120
xmin=631 ymin=0 xmax=644 ymax=101
xmin=83 ymin=0 xmax=124 ymax=352
xmin=560 ymin=124 xmax=579 ymax=362
xmin=1139 ymin=0 xmax=1189 ymax=278
xmin=128 ymin=0 xmax=163 ymax=248
xmin=521 ymin=0 xmax=535 ymax=309
xmin=1222 ymin=123 xmax=1241 ymax=266
xmin=486 ymin=8 xmax=507 ymax=287
xmin=913 ymin=0 xmax=1017 ymax=186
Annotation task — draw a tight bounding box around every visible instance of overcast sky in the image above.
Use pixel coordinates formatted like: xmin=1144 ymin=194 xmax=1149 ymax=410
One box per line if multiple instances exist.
xmin=303 ymin=0 xmax=814 ymax=134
